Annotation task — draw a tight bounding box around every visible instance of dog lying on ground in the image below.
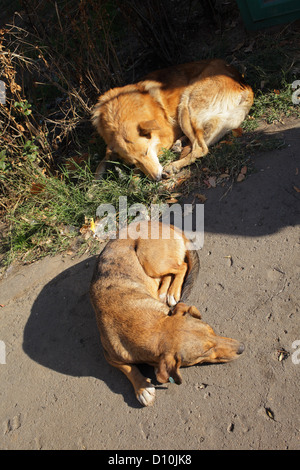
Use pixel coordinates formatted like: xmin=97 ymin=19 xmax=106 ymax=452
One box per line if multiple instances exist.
xmin=92 ymin=59 xmax=253 ymax=180
xmin=90 ymin=221 xmax=244 ymax=406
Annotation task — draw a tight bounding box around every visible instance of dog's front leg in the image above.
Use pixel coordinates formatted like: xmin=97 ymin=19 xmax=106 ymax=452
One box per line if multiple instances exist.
xmin=94 ymin=148 xmax=113 ymax=180
xmin=164 ymin=131 xmax=208 ymax=175
xmin=164 ymin=148 xmax=202 ymax=174
xmin=112 ymin=362 xmax=156 ymax=407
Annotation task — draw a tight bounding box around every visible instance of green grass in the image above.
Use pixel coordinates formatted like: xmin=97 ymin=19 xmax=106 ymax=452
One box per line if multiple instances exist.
xmin=0 ymin=112 xmax=292 ymax=268
xmin=0 ymin=158 xmax=173 ymax=266
xmin=1 ymin=4 xmax=300 ymax=268
xmin=243 ymin=83 xmax=300 ymax=132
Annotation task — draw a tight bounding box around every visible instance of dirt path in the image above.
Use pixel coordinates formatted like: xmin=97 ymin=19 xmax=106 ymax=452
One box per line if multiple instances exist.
xmin=0 ymin=120 xmax=299 ymax=450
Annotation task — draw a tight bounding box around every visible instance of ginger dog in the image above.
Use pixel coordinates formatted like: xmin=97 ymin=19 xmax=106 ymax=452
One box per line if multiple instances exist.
xmin=90 ymin=221 xmax=244 ymax=406
xmin=92 ymin=59 xmax=253 ymax=180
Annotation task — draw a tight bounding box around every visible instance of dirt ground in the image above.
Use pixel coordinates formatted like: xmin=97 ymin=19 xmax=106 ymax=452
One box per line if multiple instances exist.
xmin=0 ymin=120 xmax=299 ymax=451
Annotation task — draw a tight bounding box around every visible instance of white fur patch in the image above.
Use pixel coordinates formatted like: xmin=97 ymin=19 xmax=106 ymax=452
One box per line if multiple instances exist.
xmin=147 ymin=137 xmax=163 ymax=180
xmin=137 ymin=384 xmax=156 ymax=406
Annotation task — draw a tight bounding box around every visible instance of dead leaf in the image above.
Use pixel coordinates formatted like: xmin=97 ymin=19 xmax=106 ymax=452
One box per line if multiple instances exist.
xmin=265 ymin=408 xmax=275 ymax=420
xmin=236 ymin=173 xmax=245 ymax=183
xmin=16 ymin=124 xmax=25 ymax=132
xmin=30 ymin=182 xmax=45 ymax=194
xmin=80 ymin=216 xmax=94 ymax=235
xmin=294 ymin=186 xmax=300 ymax=193
xmin=207 ymin=176 xmax=216 ymax=188
xmin=195 ymin=193 xmax=207 ymax=203
xmin=277 ymin=348 xmax=289 ymax=362
xmin=240 ymin=166 xmax=247 ymax=175
xmin=65 ymin=155 xmax=88 ymax=170
xmin=244 ymin=41 xmax=255 ymax=53
xmin=90 ymin=218 xmax=96 ymax=233
xmin=10 ymin=81 xmax=21 ymax=93
xmin=232 ymin=41 xmax=244 ymax=52
xmin=274 ymin=89 xmax=280 ymax=95
xmin=220 ymin=173 xmax=230 ymax=178
xmin=232 ymin=127 xmax=243 ymax=138
xmin=224 ymin=255 xmax=233 ymax=266
xmin=166 ymin=198 xmax=178 ymax=204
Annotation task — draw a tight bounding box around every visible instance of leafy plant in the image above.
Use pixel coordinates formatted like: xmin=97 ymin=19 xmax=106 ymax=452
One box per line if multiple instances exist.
xmin=22 ymin=140 xmax=39 ymax=162
xmin=14 ymin=100 xmax=32 ymax=116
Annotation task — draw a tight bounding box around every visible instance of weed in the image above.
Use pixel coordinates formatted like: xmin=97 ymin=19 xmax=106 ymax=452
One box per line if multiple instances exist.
xmin=1 ymin=1 xmax=300 ymax=267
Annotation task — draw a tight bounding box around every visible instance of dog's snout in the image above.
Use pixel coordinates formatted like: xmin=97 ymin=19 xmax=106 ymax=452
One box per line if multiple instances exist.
xmin=237 ymin=343 xmax=245 ymax=355
xmin=153 ymin=165 xmax=163 ymax=181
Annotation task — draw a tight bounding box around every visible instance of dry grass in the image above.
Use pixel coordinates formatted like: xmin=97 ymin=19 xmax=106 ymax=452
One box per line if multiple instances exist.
xmin=0 ymin=1 xmax=300 ymax=267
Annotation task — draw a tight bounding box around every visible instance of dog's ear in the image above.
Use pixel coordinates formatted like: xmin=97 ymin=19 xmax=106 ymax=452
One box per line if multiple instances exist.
xmin=187 ymin=305 xmax=202 ymax=319
xmin=138 ymin=120 xmax=160 ymax=137
xmin=156 ymin=353 xmax=182 ymax=385
xmin=172 ymin=303 xmax=201 ymax=319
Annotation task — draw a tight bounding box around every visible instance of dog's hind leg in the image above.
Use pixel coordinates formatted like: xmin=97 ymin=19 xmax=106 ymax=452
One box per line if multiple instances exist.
xmin=165 ymin=101 xmax=208 ymax=174
xmin=136 ymin=235 xmax=189 ymax=307
xmin=157 ymin=264 xmax=188 ymax=307
xmin=158 ymin=274 xmax=173 ymax=303
xmin=113 ymin=362 xmax=156 ymax=406
xmin=166 ymin=262 xmax=188 ymax=307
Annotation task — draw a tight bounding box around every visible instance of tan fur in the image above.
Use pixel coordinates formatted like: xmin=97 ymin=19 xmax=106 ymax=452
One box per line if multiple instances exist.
xmin=92 ymin=59 xmax=253 ymax=180
xmin=90 ymin=221 xmax=244 ymax=406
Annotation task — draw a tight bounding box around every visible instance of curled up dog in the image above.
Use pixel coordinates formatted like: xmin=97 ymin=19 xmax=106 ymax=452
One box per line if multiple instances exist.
xmin=90 ymin=221 xmax=244 ymax=406
xmin=92 ymin=59 xmax=253 ymax=180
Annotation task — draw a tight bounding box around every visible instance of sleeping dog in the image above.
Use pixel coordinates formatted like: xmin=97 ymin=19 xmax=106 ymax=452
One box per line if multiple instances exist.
xmin=92 ymin=59 xmax=253 ymax=180
xmin=90 ymin=221 xmax=244 ymax=406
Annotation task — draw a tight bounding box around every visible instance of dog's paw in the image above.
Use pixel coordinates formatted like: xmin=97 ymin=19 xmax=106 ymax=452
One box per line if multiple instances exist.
xmin=167 ymin=294 xmax=178 ymax=307
xmin=136 ymin=383 xmax=156 ymax=407
xmin=171 ymin=139 xmax=183 ymax=154
xmin=164 ymin=163 xmax=179 ymax=176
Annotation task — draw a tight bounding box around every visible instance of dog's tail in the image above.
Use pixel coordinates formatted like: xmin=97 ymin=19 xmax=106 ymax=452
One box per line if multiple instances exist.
xmin=181 ymin=248 xmax=200 ymax=303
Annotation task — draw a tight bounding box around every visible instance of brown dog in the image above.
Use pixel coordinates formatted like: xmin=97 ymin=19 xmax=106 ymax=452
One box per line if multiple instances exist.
xmin=92 ymin=59 xmax=253 ymax=180
xmin=90 ymin=221 xmax=244 ymax=406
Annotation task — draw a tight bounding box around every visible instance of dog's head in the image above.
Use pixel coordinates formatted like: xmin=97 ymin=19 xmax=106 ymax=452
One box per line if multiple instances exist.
xmin=108 ymin=119 xmax=164 ymax=181
xmin=92 ymin=86 xmax=175 ymax=181
xmin=156 ymin=303 xmax=244 ymax=384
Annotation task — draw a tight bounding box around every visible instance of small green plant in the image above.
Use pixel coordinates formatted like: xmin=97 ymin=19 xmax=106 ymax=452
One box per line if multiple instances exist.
xmin=14 ymin=100 xmax=32 ymax=116
xmin=22 ymin=140 xmax=39 ymax=162
xmin=247 ymin=83 xmax=300 ymax=128
xmin=0 ymin=150 xmax=7 ymax=172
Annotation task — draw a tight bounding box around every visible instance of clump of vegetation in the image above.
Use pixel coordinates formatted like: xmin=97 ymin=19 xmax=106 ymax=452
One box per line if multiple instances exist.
xmin=1 ymin=0 xmax=299 ymax=268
